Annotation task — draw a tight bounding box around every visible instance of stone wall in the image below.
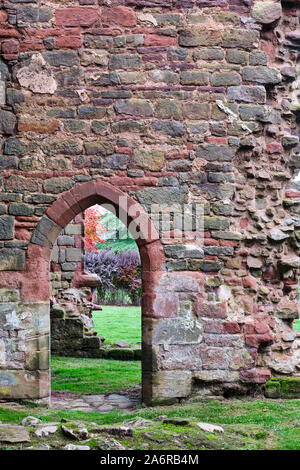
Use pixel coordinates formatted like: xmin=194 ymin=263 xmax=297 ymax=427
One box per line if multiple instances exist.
xmin=0 ymin=0 xmax=300 ymax=404
xmin=50 ymin=212 xmax=98 ymax=318
xmin=50 ymin=213 xmax=108 ymax=357
xmin=50 ymin=216 xmax=83 ymax=299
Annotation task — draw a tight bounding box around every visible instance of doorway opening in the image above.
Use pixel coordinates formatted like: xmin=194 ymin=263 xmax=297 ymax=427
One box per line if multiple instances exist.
xmin=49 ymin=203 xmax=142 ymax=413
xmin=27 ymin=180 xmax=165 ymax=406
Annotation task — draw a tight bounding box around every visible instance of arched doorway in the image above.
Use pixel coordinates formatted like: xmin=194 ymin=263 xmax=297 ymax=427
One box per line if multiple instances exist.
xmin=26 ymin=179 xmax=166 ymax=405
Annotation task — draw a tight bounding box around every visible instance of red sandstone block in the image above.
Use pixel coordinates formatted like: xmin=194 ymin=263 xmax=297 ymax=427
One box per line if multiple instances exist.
xmin=141 ymin=293 xmax=156 ymax=318
xmin=223 ymin=321 xmax=241 ymax=334
xmin=224 ymin=277 xmax=242 ymax=286
xmin=240 ymin=368 xmax=271 ymax=384
xmin=136 ymin=177 xmax=159 ymax=187
xmin=55 ymin=36 xmax=83 ymax=49
xmin=206 ymin=136 xmax=227 ymax=144
xmin=266 ymin=142 xmax=283 ymax=154
xmin=15 ymin=221 xmax=37 ymax=229
xmin=261 ymin=39 xmax=276 ymax=62
xmin=145 ymin=171 xmax=173 ymax=177
xmin=18 ymin=119 xmax=59 ymax=134
xmin=140 ymin=242 xmax=166 ymax=270
xmin=219 ymin=240 xmax=238 ymax=247
xmin=85 ymin=27 xmax=121 ymax=36
xmin=74 ymin=213 xmax=84 ymax=224
xmin=131 ymin=214 xmax=160 ymax=246
xmin=69 ymin=181 xmax=99 ymax=210
xmin=15 ymin=228 xmax=32 ymax=242
xmin=245 ymin=333 xmax=273 ymax=348
xmin=74 ymin=234 xmax=83 ymax=249
xmin=165 ymin=150 xmax=189 ymax=159
xmin=152 ymin=292 xmax=179 ymax=319
xmin=242 ymin=276 xmax=258 ymax=290
xmin=26 ymin=243 xmax=51 ymax=269
xmin=0 ymin=28 xmax=21 ymax=38
xmin=46 ymin=197 xmax=77 ymax=228
xmin=200 ymin=345 xmax=230 ymax=370
xmin=117 ymin=147 xmax=133 ymax=156
xmin=204 ymin=238 xmax=219 ymax=246
xmin=144 ymin=35 xmax=177 ymax=47
xmin=51 ymin=262 xmax=61 ymax=272
xmin=196 ymin=299 xmax=228 ymax=319
xmin=203 ymin=321 xmax=225 ymax=334
xmin=240 ymin=217 xmax=248 ymax=228
xmin=101 ymin=6 xmax=137 ymax=27
xmin=283 ymin=279 xmax=298 ymax=286
xmin=1 ymin=39 xmax=19 ymax=54
xmin=2 ymin=54 xmax=18 ymax=60
xmin=142 ymin=270 xmax=165 ymax=288
xmin=21 ymin=275 xmax=50 ymax=302
xmin=16 ymin=218 xmax=40 ymax=225
xmin=0 ymin=11 xmax=8 ymax=23
xmin=133 ymin=27 xmax=156 ymax=34
xmin=26 ymin=27 xmax=81 ymax=38
xmin=61 ymin=191 xmax=83 ymax=219
xmin=245 ymin=321 xmax=269 ymax=335
xmin=0 ymin=271 xmax=22 ymax=290
xmin=20 ymin=39 xmax=44 ymax=52
xmin=94 ymin=180 xmax=126 ymax=206
xmin=285 ymin=190 xmax=300 ymax=198
xmin=105 ymin=176 xmax=133 ymax=187
xmin=253 ymin=305 xmax=262 ymax=314
xmin=56 ymin=7 xmax=99 ymax=27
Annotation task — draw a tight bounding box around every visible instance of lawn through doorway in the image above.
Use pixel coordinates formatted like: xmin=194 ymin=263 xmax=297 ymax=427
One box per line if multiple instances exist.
xmin=50 ymin=306 xmax=141 ymax=413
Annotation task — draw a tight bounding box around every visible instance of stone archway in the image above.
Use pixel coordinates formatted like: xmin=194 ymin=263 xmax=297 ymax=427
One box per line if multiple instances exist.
xmin=5 ymin=180 xmax=166 ymax=405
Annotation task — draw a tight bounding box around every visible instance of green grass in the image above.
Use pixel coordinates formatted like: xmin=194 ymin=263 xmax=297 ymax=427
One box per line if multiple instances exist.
xmin=92 ymin=306 xmax=141 ymax=344
xmin=294 ymin=319 xmax=300 ymax=333
xmin=51 ymin=306 xmax=142 ymax=395
xmin=2 ymin=399 xmax=300 ymax=449
xmin=51 ymin=356 xmax=141 ymax=395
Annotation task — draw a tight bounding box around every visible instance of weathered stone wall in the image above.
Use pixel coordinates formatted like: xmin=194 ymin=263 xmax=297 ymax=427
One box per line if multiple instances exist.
xmin=50 ymin=213 xmax=106 ymax=358
xmin=50 ymin=216 xmax=83 ymax=298
xmin=0 ymin=0 xmax=300 ymax=404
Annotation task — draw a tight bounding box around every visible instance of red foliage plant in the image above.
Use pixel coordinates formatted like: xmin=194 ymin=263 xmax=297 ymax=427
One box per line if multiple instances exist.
xmin=84 ymin=207 xmax=107 ymax=252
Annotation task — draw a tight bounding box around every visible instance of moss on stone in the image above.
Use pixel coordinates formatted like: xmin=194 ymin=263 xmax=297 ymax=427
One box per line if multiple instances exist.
xmin=265 ymin=377 xmax=300 ymax=398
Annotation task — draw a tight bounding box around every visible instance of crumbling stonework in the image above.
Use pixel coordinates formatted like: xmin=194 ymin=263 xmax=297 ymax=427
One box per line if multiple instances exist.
xmin=0 ymin=0 xmax=300 ymax=405
xmin=51 ymin=297 xmax=142 ymax=360
xmin=50 ymin=297 xmax=104 ymax=358
xmin=50 ymin=210 xmax=107 ymax=358
xmin=50 ymin=212 xmax=101 ymax=315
